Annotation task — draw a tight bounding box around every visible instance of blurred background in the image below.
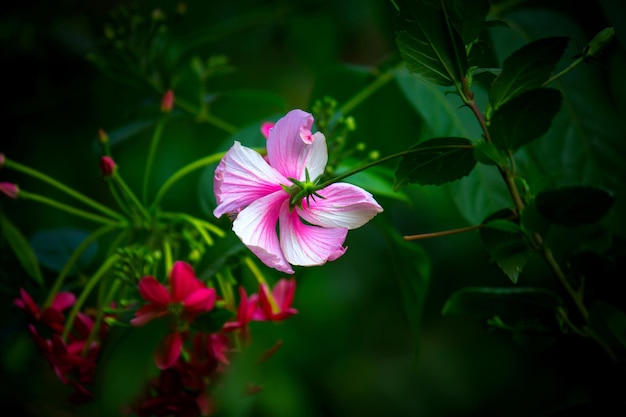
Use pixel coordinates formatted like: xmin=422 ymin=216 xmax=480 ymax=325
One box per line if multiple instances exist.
xmin=1 ymin=0 xmax=625 ymax=416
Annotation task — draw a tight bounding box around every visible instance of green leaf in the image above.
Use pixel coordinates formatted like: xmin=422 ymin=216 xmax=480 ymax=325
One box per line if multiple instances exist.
xmin=535 ymin=185 xmax=614 ymax=226
xmin=479 ymin=209 xmax=532 ymax=283
xmin=192 ymin=308 xmax=234 ymax=333
xmin=489 ymin=36 xmax=569 ymax=110
xmin=29 ymin=228 xmax=98 ymax=273
xmin=382 ymin=224 xmax=430 ymax=356
xmin=0 ymin=212 xmax=44 ymax=285
xmin=442 ymin=286 xmax=565 ymax=320
xmin=396 ymin=0 xmax=468 ymax=86
xmin=393 ymin=137 xmax=476 ymax=189
xmin=473 ymin=140 xmax=508 ymax=166
xmin=94 ymin=320 xmax=167 ymax=417
xmin=589 ymin=300 xmax=626 ymax=349
xmin=489 ymin=88 xmax=562 ymax=151
xmin=444 ymin=0 xmax=490 ymax=45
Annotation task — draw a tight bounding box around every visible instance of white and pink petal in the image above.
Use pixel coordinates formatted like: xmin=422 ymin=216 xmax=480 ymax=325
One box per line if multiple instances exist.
xmin=213 ymin=141 xmax=288 ymax=218
xmin=232 ymin=191 xmax=294 ymax=274
xmin=279 ymin=208 xmax=347 ymax=267
xmin=297 ymin=183 xmax=383 ymax=229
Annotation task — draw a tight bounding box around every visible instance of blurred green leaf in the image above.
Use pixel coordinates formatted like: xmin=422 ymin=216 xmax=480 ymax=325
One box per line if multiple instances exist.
xmin=394 ymin=137 xmax=476 ymax=189
xmin=489 ymin=36 xmax=569 ymax=110
xmin=382 ymin=225 xmax=430 ymax=355
xmin=94 ymin=320 xmax=167 ymax=417
xmin=489 ymin=88 xmax=562 ymax=151
xmin=396 ymin=0 xmax=468 ymax=86
xmin=442 ymin=286 xmax=565 ymax=319
xmin=0 ymin=212 xmax=43 ymax=286
xmin=192 ymin=308 xmax=234 ymax=333
xmin=479 ymin=209 xmax=532 ymax=283
xmin=29 ymin=228 xmax=98 ymax=273
xmin=589 ymin=300 xmax=626 ymax=349
xmin=535 ymin=185 xmax=614 ymax=226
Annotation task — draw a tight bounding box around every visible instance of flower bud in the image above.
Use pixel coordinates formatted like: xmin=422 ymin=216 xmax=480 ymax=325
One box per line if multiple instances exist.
xmin=0 ymin=182 xmax=19 ymax=199
xmin=585 ymin=27 xmax=614 ymax=58
xmin=98 ymin=129 xmax=109 ymax=145
xmin=0 ymin=153 xmax=5 ymax=169
xmin=260 ymin=121 xmax=274 ymax=139
xmin=161 ymin=89 xmax=174 ymax=113
xmin=99 ymin=156 xmax=116 ymax=178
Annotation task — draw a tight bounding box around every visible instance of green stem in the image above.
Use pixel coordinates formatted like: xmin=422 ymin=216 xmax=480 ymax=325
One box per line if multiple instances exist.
xmin=150 ymin=151 xmax=227 ymax=210
xmin=339 ymin=64 xmax=399 ymax=117
xmin=174 ymin=96 xmax=238 ymax=134
xmin=112 ymin=173 xmax=151 ymax=221
xmin=82 ymin=278 xmax=122 ymax=356
xmin=62 ymin=254 xmax=119 ymax=341
xmin=158 ymin=211 xmax=225 ymax=238
xmin=19 ymin=191 xmax=127 ymax=227
xmin=142 ymin=116 xmax=167 ymax=205
xmin=315 ymin=144 xmax=472 ymax=190
xmin=44 ymin=224 xmax=118 ymax=308
xmin=543 ymin=56 xmax=585 ymax=87
xmin=3 ymin=158 xmax=126 ymax=221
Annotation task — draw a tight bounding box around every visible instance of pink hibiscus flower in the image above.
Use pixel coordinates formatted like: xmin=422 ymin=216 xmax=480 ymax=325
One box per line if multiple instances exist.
xmin=213 ymin=109 xmax=383 ymax=274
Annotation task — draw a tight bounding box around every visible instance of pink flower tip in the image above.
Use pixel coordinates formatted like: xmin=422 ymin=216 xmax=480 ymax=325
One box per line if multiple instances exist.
xmin=260 ymin=122 xmax=274 ymax=139
xmin=161 ymin=89 xmax=174 ymax=113
xmin=0 ymin=182 xmax=19 ymax=199
xmin=99 ymin=156 xmax=116 ymax=177
xmin=0 ymin=153 xmax=5 ymax=168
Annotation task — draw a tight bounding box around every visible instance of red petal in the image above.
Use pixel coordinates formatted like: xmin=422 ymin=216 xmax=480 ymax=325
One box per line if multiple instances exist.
xmin=138 ymin=276 xmax=170 ymax=305
xmin=169 ymin=261 xmax=203 ymax=302
xmin=184 ymin=288 xmax=216 ymax=315
xmin=51 ymin=292 xmax=76 ymax=311
xmin=155 ymin=332 xmax=182 ymax=370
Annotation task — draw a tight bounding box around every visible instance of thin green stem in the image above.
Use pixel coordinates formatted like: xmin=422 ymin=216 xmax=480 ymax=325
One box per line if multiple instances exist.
xmin=316 ymin=145 xmax=472 ymax=190
xmin=82 ymin=278 xmax=122 ymax=356
xmin=150 ymin=151 xmax=227 ymax=210
xmin=174 ymin=96 xmax=238 ymax=134
xmin=142 ymin=116 xmax=167 ymax=204
xmin=338 ymin=65 xmax=398 ymax=117
xmin=62 ymin=254 xmax=119 ymax=341
xmin=543 ymin=56 xmax=585 ymax=87
xmin=19 ymin=191 xmax=127 ymax=227
xmin=112 ymin=173 xmax=151 ymax=221
xmin=44 ymin=224 xmax=118 ymax=308
xmin=158 ymin=211 xmax=226 ymax=238
xmin=4 ymin=158 xmax=126 ymax=221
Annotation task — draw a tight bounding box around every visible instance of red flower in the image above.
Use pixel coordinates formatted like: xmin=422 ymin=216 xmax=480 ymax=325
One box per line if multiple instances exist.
xmin=132 ymin=261 xmax=217 ymax=369
xmin=223 ymin=286 xmax=258 ymax=333
xmin=99 ymin=156 xmax=116 ymax=177
xmin=15 ymin=288 xmax=75 ymax=334
xmin=161 ymin=89 xmax=174 ymax=113
xmin=0 ymin=182 xmax=19 ymax=199
xmin=254 ymin=278 xmax=297 ymax=321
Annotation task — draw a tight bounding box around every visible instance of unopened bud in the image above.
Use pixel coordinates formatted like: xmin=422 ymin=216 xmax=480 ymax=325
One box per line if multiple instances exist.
xmin=161 ymin=89 xmax=174 ymax=113
xmin=585 ymin=27 xmax=614 ymax=58
xmin=98 ymin=128 xmax=109 ymax=145
xmin=369 ymin=150 xmax=380 ymax=160
xmin=261 ymin=121 xmax=275 ymax=139
xmin=0 ymin=153 xmax=5 ymax=169
xmin=345 ymin=116 xmax=356 ymax=131
xmin=356 ymin=142 xmax=366 ymax=151
xmin=100 ymin=156 xmax=116 ymax=177
xmin=151 ymin=8 xmax=165 ymax=21
xmin=0 ymin=182 xmax=19 ymax=199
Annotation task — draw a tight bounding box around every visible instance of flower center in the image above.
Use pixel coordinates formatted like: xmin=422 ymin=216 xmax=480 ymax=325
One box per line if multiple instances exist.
xmin=168 ymin=302 xmax=184 ymax=317
xmin=281 ymin=169 xmax=324 ymax=210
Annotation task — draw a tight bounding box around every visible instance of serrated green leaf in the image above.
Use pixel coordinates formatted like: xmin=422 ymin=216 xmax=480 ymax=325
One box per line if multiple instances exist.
xmin=396 ymin=0 xmax=468 ymax=86
xmin=394 ymin=137 xmax=476 ymax=189
xmin=535 ymin=185 xmax=614 ymax=226
xmin=0 ymin=212 xmax=44 ymax=285
xmin=442 ymin=286 xmax=565 ymax=319
xmin=489 ymin=88 xmax=562 ymax=151
xmin=489 ymin=36 xmax=569 ymax=110
xmin=473 ymin=141 xmax=507 ymax=166
xmin=479 ymin=210 xmax=532 ymax=283
xmin=444 ymin=0 xmax=490 ymax=45
xmin=30 ymin=228 xmax=98 ymax=273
